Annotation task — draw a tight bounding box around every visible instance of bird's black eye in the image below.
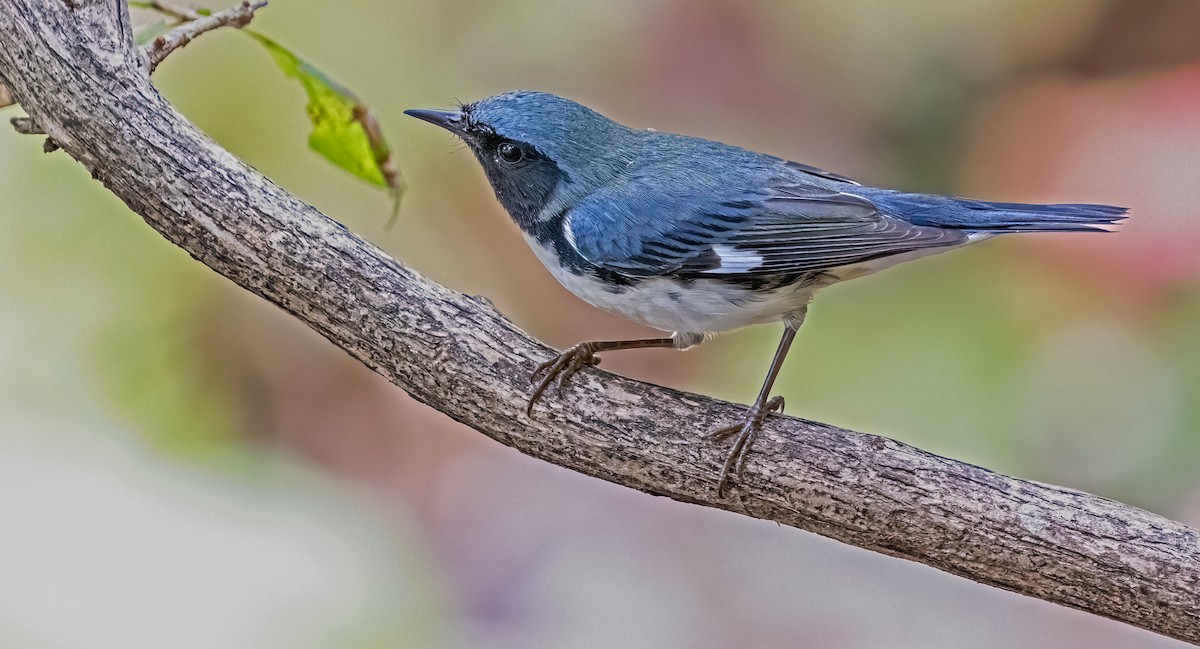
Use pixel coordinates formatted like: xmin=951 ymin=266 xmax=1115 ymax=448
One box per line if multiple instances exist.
xmin=497 ymin=142 xmax=524 ymax=164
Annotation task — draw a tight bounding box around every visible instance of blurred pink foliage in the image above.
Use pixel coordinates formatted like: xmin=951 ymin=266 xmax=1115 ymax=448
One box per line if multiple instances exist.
xmin=967 ymin=62 xmax=1200 ymax=295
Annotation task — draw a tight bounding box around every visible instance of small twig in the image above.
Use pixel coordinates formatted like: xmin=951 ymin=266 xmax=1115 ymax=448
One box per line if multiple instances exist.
xmin=9 ymin=115 xmax=60 ymax=151
xmin=5 ymin=81 xmax=50 ymax=144
xmin=134 ymin=0 xmax=202 ymax=22
xmin=143 ymin=1 xmax=267 ymax=73
xmin=10 ymin=115 xmax=43 ymax=134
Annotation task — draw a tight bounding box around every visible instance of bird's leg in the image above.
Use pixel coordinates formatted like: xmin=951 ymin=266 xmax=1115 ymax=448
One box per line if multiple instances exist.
xmin=707 ymin=323 xmax=800 ymax=496
xmin=527 ymin=337 xmax=679 ymax=416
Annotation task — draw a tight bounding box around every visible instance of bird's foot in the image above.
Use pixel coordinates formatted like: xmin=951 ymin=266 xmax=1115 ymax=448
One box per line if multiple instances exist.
xmin=526 ymin=342 xmax=602 ymax=416
xmin=706 ymin=396 xmax=786 ymax=496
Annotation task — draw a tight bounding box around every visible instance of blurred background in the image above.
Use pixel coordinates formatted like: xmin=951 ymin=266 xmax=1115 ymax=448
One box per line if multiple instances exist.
xmin=2 ymin=0 xmax=1199 ymax=647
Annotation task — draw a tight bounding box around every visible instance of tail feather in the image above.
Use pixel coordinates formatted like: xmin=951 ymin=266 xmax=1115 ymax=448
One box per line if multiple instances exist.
xmin=954 ymin=199 xmax=1129 ymax=232
xmin=870 ymin=191 xmax=1129 ymax=232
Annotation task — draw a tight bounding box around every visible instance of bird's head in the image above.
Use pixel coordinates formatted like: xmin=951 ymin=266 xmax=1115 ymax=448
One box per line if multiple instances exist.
xmin=406 ymin=91 xmax=638 ymax=228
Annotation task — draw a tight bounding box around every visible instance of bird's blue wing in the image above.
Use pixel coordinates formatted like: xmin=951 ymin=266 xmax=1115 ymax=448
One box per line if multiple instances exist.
xmin=566 ymin=173 xmax=968 ymax=278
xmin=564 ymin=181 xmax=750 ymax=276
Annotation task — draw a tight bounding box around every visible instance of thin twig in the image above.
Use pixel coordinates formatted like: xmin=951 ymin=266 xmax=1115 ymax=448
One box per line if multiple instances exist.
xmin=143 ymin=1 xmax=267 ymax=72
xmin=8 ymin=100 xmax=56 ymax=150
xmin=5 ymin=94 xmax=52 ymax=147
xmin=134 ymin=0 xmax=202 ymax=22
xmin=9 ymin=115 xmax=42 ymax=134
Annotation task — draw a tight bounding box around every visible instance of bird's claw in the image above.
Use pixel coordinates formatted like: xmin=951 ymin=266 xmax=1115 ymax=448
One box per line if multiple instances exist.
xmin=708 ymin=396 xmax=785 ymax=496
xmin=526 ymin=343 xmax=601 ymax=416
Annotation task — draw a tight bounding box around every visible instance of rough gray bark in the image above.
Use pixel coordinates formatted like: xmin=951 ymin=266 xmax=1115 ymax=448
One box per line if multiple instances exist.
xmin=2 ymin=1 xmax=1198 ymax=643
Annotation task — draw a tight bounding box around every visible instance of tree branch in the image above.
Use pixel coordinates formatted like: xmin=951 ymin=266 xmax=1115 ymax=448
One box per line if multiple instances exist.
xmin=1 ymin=1 xmax=1198 ymax=644
xmin=142 ymin=0 xmax=266 ymax=72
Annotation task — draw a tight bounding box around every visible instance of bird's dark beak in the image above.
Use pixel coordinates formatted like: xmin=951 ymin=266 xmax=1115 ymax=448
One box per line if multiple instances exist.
xmin=404 ymin=108 xmax=467 ymax=135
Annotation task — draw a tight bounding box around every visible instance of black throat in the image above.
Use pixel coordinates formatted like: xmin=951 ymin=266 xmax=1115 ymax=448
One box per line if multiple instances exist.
xmin=472 ymin=144 xmax=570 ymax=236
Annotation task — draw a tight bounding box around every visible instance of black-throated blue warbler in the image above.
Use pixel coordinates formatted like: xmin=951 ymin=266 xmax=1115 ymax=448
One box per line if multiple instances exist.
xmin=406 ymin=91 xmax=1126 ymax=494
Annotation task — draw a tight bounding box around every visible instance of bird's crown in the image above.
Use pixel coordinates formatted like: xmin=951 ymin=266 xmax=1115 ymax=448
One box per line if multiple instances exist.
xmin=461 ymin=91 xmax=636 ymax=170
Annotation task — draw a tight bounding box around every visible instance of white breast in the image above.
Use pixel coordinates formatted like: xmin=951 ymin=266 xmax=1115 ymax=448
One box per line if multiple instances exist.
xmin=522 ymin=234 xmax=820 ymax=335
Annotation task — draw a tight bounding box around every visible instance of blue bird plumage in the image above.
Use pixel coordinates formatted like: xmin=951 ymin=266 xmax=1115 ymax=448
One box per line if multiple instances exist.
xmin=406 ymin=90 xmax=1128 ymax=494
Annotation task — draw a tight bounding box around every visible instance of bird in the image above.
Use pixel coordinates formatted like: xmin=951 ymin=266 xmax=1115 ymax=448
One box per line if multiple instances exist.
xmin=405 ymin=91 xmax=1127 ymax=494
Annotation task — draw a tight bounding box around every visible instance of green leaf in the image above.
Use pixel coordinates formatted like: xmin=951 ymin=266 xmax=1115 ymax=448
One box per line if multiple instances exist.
xmin=245 ymin=30 xmax=404 ymax=221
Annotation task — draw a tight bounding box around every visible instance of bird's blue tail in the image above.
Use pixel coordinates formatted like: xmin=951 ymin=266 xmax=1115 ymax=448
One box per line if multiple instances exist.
xmin=949 ymin=199 xmax=1129 ymax=232
xmin=870 ymin=191 xmax=1129 ymax=232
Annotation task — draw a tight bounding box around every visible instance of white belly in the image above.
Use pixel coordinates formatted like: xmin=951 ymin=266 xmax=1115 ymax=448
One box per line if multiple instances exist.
xmin=523 ymin=236 xmax=820 ymax=334
xmin=521 ymin=229 xmax=988 ymax=334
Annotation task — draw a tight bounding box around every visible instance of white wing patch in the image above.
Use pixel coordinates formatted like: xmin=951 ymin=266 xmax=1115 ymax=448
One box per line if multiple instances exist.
xmin=706 ymin=244 xmax=763 ymax=273
xmin=563 ymin=215 xmax=578 ymax=253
